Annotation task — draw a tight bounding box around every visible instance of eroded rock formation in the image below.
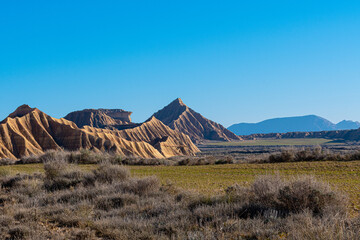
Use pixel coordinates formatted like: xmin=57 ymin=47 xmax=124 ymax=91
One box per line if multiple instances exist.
xmin=152 ymin=98 xmax=242 ymax=142
xmin=0 ymin=105 xmax=199 ymax=160
xmin=64 ymin=109 xmax=133 ymax=129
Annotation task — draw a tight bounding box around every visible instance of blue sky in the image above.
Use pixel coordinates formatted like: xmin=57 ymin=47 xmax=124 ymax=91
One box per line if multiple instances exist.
xmin=1 ymin=1 xmax=360 ymax=127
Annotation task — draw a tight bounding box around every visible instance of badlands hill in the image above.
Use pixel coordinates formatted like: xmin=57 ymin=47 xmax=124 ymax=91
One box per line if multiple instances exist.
xmin=0 ymin=105 xmax=199 ymax=160
xmin=228 ymin=115 xmax=360 ymax=135
xmin=152 ymin=98 xmax=241 ymax=142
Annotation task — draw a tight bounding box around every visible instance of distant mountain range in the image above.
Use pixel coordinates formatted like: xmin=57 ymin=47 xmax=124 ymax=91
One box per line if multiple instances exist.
xmin=228 ymin=115 xmax=360 ymax=136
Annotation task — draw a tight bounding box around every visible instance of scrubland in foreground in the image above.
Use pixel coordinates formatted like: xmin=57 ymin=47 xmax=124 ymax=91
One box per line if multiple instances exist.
xmin=0 ymin=155 xmax=360 ymax=239
xmin=1 ymin=149 xmax=360 ymax=215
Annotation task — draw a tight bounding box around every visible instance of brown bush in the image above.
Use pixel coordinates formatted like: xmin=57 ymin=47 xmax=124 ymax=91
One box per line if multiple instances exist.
xmin=225 ymin=175 xmax=347 ymax=218
xmin=93 ymin=163 xmax=130 ymax=183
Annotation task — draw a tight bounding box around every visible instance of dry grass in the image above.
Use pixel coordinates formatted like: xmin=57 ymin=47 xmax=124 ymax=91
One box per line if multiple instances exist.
xmin=1 ymin=159 xmax=360 ymax=215
xmin=0 ymin=157 xmax=359 ymax=239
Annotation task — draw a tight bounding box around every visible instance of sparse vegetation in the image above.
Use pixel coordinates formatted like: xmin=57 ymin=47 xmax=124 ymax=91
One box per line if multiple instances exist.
xmin=1 ymin=146 xmax=360 ymax=239
xmin=206 ymin=138 xmax=335 ymax=146
xmin=198 ymin=142 xmax=360 ymax=163
xmin=0 ymin=155 xmax=359 ymax=239
xmin=1 ymin=142 xmax=359 ymax=169
xmin=263 ymin=146 xmax=360 ymax=163
xmin=1 ymin=149 xmax=360 ymax=213
xmin=7 ymin=150 xmax=236 ymax=166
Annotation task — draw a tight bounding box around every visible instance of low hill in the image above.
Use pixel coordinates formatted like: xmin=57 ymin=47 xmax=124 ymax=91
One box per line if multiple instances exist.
xmin=152 ymin=98 xmax=241 ymax=142
xmin=0 ymin=105 xmax=199 ymax=160
xmin=228 ymin=115 xmax=360 ymax=135
xmin=336 ymin=120 xmax=360 ymax=130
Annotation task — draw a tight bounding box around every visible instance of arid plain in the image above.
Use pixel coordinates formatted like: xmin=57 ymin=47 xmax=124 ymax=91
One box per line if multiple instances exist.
xmin=0 ymin=98 xmax=360 ymax=239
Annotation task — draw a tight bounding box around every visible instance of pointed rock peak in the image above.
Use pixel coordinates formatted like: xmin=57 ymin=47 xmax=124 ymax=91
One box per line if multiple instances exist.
xmin=145 ymin=116 xmax=162 ymax=124
xmin=147 ymin=116 xmax=157 ymax=121
xmin=7 ymin=104 xmax=38 ymax=119
xmin=152 ymin=98 xmax=241 ymax=141
xmin=171 ymin=98 xmax=186 ymax=107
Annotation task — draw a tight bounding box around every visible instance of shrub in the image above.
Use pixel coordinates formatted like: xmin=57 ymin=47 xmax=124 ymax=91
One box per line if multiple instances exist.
xmin=43 ymin=156 xmax=68 ymax=180
xmin=225 ymin=175 xmax=347 ymax=218
xmin=70 ymin=228 xmax=97 ymax=240
xmin=265 ymin=147 xmax=360 ymax=163
xmin=268 ymin=149 xmax=295 ymax=162
xmin=277 ymin=177 xmax=346 ymax=216
xmin=115 ymin=176 xmax=160 ymax=196
xmin=93 ymin=163 xmax=130 ymax=183
xmin=13 ymin=178 xmax=43 ymax=197
xmin=8 ymin=226 xmax=31 ymax=239
xmin=44 ymin=160 xmax=87 ymax=191
xmin=286 ymin=211 xmax=360 ymax=240
xmin=68 ymin=149 xmax=102 ymax=164
xmin=0 ymin=158 xmax=14 ymax=166
xmin=215 ymin=156 xmax=234 ymax=164
xmin=95 ymin=193 xmax=137 ymax=211
xmin=0 ymin=215 xmax=13 ymax=227
xmin=44 ymin=170 xmax=85 ymax=191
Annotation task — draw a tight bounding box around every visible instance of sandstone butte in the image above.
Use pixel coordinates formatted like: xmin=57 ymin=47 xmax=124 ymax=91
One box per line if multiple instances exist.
xmin=64 ymin=108 xmax=134 ymax=129
xmin=0 ymin=105 xmax=199 ymax=160
xmin=152 ymin=98 xmax=242 ymax=143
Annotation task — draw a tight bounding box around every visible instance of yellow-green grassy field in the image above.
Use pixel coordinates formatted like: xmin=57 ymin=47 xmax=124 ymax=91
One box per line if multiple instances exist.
xmin=1 ymin=161 xmax=360 ymax=214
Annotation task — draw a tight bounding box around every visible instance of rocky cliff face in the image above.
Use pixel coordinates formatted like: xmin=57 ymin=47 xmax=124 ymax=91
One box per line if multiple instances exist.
xmin=152 ymin=98 xmax=241 ymax=142
xmin=64 ymin=109 xmax=133 ymax=129
xmin=99 ymin=109 xmax=132 ymax=122
xmin=0 ymin=105 xmax=199 ymax=160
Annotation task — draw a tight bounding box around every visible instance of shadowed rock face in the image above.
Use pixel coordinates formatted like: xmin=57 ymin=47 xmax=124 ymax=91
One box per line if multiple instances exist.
xmin=1 ymin=104 xmax=35 ymax=121
xmin=152 ymin=98 xmax=241 ymax=142
xmin=64 ymin=109 xmax=132 ymax=128
xmin=99 ymin=109 xmax=132 ymax=122
xmin=0 ymin=105 xmax=199 ymax=160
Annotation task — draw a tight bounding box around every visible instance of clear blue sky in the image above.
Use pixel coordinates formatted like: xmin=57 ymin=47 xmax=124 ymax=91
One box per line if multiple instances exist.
xmin=1 ymin=1 xmax=360 ymax=127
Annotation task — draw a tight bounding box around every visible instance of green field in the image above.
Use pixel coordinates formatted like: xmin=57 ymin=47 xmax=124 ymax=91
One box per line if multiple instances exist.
xmin=206 ymin=138 xmax=336 ymax=146
xmin=130 ymin=161 xmax=360 ymax=213
xmin=1 ymin=161 xmax=360 ymax=215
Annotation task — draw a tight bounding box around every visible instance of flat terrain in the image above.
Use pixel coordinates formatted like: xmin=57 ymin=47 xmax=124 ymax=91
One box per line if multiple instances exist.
xmin=206 ymin=138 xmax=336 ymax=146
xmin=1 ymin=161 xmax=360 ymax=214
